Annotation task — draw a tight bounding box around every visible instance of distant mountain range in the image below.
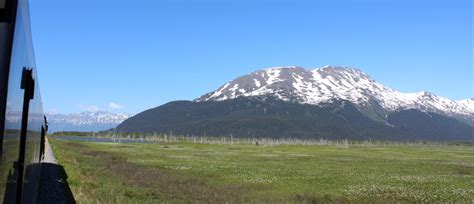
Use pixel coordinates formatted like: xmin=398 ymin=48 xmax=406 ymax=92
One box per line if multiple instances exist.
xmin=116 ymin=66 xmax=473 ymax=141
xmin=46 ymin=111 xmax=131 ymax=133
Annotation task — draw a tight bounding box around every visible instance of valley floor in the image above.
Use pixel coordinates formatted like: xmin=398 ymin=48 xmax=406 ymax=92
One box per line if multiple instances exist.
xmin=49 ymin=138 xmax=474 ymax=203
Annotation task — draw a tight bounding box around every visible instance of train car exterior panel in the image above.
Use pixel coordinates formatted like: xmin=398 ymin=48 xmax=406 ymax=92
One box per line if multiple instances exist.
xmin=0 ymin=0 xmax=45 ymax=202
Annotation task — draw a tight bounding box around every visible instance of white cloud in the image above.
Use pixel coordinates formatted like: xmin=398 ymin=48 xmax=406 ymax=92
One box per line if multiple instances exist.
xmin=108 ymin=102 xmax=124 ymax=110
xmin=78 ymin=104 xmax=102 ymax=112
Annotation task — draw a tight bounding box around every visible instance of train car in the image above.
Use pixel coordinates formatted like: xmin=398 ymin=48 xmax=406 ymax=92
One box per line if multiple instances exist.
xmin=0 ymin=0 xmax=46 ymax=203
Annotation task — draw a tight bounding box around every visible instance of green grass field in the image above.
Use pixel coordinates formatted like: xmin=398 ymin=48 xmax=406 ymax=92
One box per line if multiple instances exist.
xmin=49 ymin=138 xmax=474 ymax=203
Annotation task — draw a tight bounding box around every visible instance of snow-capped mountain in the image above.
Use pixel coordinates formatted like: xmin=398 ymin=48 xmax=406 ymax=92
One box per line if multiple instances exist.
xmin=118 ymin=65 xmax=473 ymax=140
xmin=196 ymin=66 xmax=473 ymax=120
xmin=46 ymin=111 xmax=131 ymax=133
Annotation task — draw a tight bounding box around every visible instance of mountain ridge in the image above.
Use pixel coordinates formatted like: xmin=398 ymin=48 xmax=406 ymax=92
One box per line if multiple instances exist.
xmin=116 ymin=65 xmax=473 ymax=141
xmin=116 ymin=97 xmax=473 ymax=141
xmin=46 ymin=111 xmax=131 ymax=132
xmin=196 ymin=66 xmax=472 ymax=123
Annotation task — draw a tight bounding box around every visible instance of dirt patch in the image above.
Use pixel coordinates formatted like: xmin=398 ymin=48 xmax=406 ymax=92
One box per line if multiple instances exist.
xmin=107 ymin=158 xmax=264 ymax=202
xmin=455 ymin=166 xmax=473 ymax=175
xmin=83 ymin=151 xmax=108 ymax=157
xmin=79 ymin=147 xmax=268 ymax=203
xmin=116 ymin=145 xmax=133 ymax=148
xmin=63 ymin=141 xmax=87 ymax=148
xmin=291 ymin=194 xmax=355 ymax=204
xmin=228 ymin=147 xmax=241 ymax=150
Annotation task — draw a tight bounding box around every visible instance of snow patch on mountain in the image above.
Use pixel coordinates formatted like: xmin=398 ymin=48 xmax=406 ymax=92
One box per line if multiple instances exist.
xmin=196 ymin=66 xmax=473 ymax=118
xmin=46 ymin=111 xmax=131 ymax=132
xmin=47 ymin=111 xmax=130 ymax=125
xmin=457 ymin=98 xmax=474 ymax=113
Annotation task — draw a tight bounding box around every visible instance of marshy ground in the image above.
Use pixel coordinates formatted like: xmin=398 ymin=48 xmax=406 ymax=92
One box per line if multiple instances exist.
xmin=49 ymin=138 xmax=474 ymax=203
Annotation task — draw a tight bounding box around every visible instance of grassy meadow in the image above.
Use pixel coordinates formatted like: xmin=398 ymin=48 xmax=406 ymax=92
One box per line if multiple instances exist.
xmin=49 ymin=138 xmax=474 ymax=203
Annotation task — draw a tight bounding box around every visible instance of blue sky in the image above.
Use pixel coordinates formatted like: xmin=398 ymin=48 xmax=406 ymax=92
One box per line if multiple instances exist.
xmin=29 ymin=0 xmax=472 ymax=114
